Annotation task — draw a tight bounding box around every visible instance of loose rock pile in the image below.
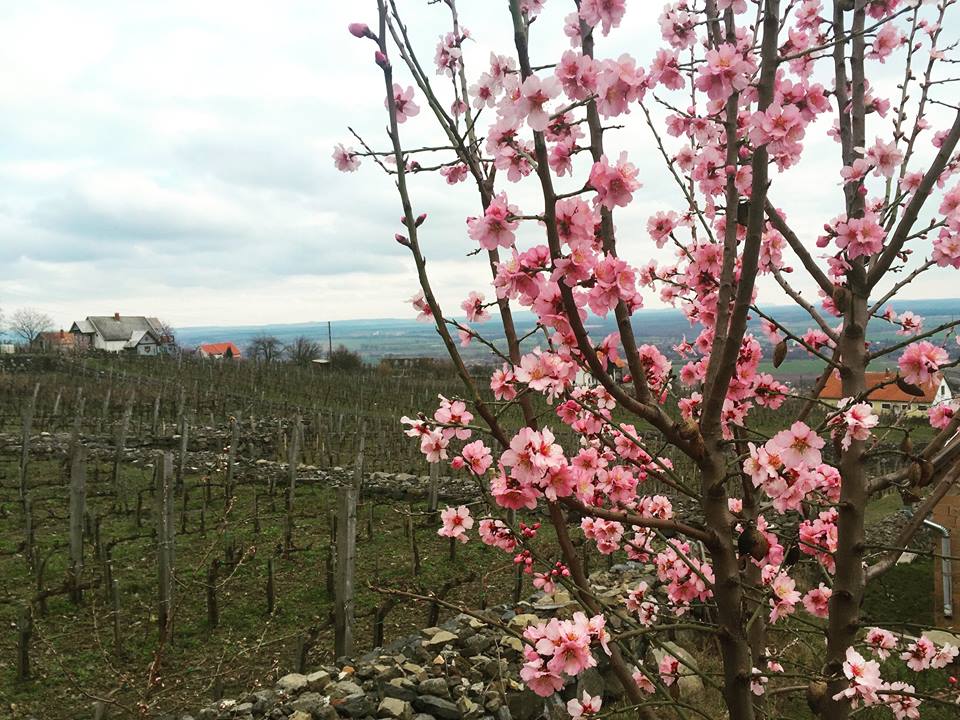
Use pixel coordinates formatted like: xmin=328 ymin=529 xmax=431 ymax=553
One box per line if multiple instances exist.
xmin=181 ymin=565 xmax=685 ymax=720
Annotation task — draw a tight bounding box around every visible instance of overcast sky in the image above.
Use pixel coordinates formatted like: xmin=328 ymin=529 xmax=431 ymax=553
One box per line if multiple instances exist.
xmin=1 ymin=1 xmax=957 ymax=332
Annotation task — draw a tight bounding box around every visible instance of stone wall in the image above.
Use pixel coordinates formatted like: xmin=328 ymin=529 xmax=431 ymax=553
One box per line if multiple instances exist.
xmin=180 ymin=565 xmax=695 ymax=720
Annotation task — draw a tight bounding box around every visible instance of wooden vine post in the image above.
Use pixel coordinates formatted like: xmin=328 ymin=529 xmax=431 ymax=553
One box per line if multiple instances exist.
xmin=19 ymin=382 xmax=40 ymax=504
xmin=334 ymin=486 xmax=356 ymax=658
xmin=69 ymin=443 xmax=86 ymax=604
xmin=156 ymin=452 xmax=175 ymax=641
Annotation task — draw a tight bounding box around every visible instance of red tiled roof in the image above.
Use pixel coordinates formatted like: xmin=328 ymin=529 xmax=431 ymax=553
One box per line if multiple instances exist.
xmin=818 ymin=370 xmax=941 ymax=403
xmin=199 ymin=342 xmax=242 ymax=358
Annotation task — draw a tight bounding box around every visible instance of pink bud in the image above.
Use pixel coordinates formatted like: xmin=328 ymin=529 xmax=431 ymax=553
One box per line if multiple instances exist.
xmin=375 ymin=50 xmax=390 ymax=69
xmin=415 ymin=213 xmax=427 ymax=227
xmin=348 ymin=23 xmax=370 ymax=38
xmin=395 ymin=233 xmax=410 ymax=247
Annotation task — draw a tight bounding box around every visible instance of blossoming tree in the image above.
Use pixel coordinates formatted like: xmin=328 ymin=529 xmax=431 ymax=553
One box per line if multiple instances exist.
xmin=335 ymin=1 xmax=960 ymax=718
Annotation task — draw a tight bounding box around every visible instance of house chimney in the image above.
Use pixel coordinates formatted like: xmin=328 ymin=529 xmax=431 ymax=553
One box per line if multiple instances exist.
xmin=114 ymin=312 xmax=120 ymax=321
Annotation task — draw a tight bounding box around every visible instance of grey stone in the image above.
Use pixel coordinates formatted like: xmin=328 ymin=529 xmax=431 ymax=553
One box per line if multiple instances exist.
xmin=335 ymin=694 xmax=376 ymax=718
xmin=377 ymin=698 xmax=413 ymax=720
xmin=506 ymin=690 xmax=540 ymax=720
xmin=290 ymin=692 xmax=327 ymax=714
xmin=306 ymin=670 xmax=333 ymax=691
xmin=423 ymin=630 xmax=458 ymax=648
xmin=417 ymin=678 xmax=451 ymax=699
xmin=277 ymin=673 xmax=309 ymax=695
xmin=413 ymin=696 xmax=463 ymax=720
xmin=382 ymin=678 xmax=418 ymax=703
xmin=329 ymin=680 xmax=365 ymax=700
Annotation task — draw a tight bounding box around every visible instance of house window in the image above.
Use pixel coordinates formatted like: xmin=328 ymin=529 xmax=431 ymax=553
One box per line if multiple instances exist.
xmin=882 ymin=403 xmax=891 ymax=410
xmin=144 ymin=346 xmax=151 ymax=353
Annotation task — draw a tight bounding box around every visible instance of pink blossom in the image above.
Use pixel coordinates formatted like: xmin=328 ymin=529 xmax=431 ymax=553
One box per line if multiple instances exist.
xmin=566 ymin=691 xmax=601 ymax=719
xmin=595 ymin=54 xmax=646 ymax=118
xmin=461 ymin=291 xmax=490 ymax=323
xmin=579 ymin=0 xmax=627 ymax=36
xmin=409 ymin=291 xmax=433 ymax=321
xmin=467 ymin=193 xmax=519 ymax=250
xmin=438 ymin=505 xmax=473 ymax=543
xmin=769 ymin=421 xmax=825 ymax=467
xmin=589 ymin=152 xmax=641 ymax=210
xmin=386 ymin=84 xmax=420 ymax=123
xmin=648 ymin=49 xmax=684 ymax=90
xmin=332 ymin=144 xmax=360 ymax=172
xmin=933 ymin=229 xmax=960 ymax=268
xmin=833 ymin=646 xmax=883 ymax=707
xmin=865 ymin=627 xmax=898 ymax=660
xmin=478 ymin=518 xmax=517 ymax=552
xmin=491 ymin=363 xmax=517 ymax=401
xmin=440 ymin=164 xmax=469 ymax=184
xmin=802 ymin=584 xmax=833 ymax=618
xmin=886 ymin=682 xmax=922 ymax=720
xmin=694 ymin=43 xmax=755 ymax=102
xmin=632 ymin=669 xmax=656 ymax=694
xmin=658 ymin=654 xmax=680 ymax=686
xmin=835 ymin=215 xmax=886 ymax=259
xmin=901 ymin=636 xmax=936 ymax=671
xmin=460 ymin=440 xmax=493 ymax=476
xmin=866 ymin=139 xmax=903 ymax=178
xmin=420 ymin=429 xmax=448 ymax=463
xmin=769 ymin=572 xmax=802 ymax=623
xmin=931 ymin=642 xmax=959 ymax=669
xmin=515 ymin=75 xmax=561 ymax=132
xmin=898 ymin=340 xmax=948 ymax=386
xmin=929 ymin=402 xmax=957 ymax=430
xmin=869 ymin=23 xmax=903 ymax=61
xmin=829 ymin=400 xmax=879 ymax=450
xmin=519 ymin=649 xmax=564 ymax=697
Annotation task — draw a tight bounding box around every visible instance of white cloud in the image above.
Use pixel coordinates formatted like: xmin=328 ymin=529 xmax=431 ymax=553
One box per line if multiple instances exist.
xmin=0 ymin=1 xmax=957 ymax=334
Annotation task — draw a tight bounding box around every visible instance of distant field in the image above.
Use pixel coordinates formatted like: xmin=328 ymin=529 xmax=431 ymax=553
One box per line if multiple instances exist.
xmin=174 ymin=298 xmax=960 ymax=363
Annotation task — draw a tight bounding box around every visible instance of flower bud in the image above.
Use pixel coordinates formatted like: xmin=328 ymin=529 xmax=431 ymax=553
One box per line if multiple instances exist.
xmin=348 ymin=22 xmax=371 ymax=38
xmin=375 ymin=50 xmax=390 ymax=69
xmin=415 ymin=213 xmax=427 ymax=227
xmin=395 ymin=233 xmax=410 ymax=247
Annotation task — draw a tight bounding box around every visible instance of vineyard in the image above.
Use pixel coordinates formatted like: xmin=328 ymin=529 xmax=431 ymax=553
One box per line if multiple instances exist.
xmin=0 ymin=355 xmax=543 ymax=718
xmin=0 ymin=354 xmax=948 ymax=719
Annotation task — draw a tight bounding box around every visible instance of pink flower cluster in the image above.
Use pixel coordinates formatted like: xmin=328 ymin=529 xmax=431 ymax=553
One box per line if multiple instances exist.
xmin=520 ymin=613 xmax=610 ymax=697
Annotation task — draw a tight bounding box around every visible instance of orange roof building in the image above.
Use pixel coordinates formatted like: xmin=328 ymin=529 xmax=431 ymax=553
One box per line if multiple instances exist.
xmin=198 ymin=342 xmax=242 ymax=360
xmin=818 ymin=370 xmax=952 ymax=414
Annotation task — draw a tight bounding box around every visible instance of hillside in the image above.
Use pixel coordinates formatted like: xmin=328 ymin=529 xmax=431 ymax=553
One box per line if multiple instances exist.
xmin=176 ymin=297 xmax=960 ymax=376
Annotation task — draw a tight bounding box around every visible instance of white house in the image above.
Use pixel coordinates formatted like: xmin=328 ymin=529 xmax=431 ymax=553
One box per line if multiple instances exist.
xmin=70 ymin=314 xmax=172 ymax=355
xmin=819 ymin=370 xmax=952 ymax=416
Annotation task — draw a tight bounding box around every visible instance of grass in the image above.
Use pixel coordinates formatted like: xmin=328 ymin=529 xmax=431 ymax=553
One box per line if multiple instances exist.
xmin=0 ymin=456 xmax=527 ymax=719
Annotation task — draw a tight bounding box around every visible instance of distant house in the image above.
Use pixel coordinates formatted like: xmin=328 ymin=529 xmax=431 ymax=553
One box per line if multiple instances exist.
xmin=198 ymin=342 xmax=242 ymax=360
xmin=35 ymin=329 xmax=80 ymax=353
xmin=70 ymin=314 xmax=172 ymax=356
xmin=818 ymin=370 xmax=952 ymax=416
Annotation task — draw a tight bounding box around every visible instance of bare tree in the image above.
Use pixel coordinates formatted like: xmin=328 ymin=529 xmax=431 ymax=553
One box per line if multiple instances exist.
xmin=248 ymin=334 xmax=282 ymax=363
xmin=155 ymin=319 xmax=177 ymax=349
xmin=329 ymin=344 xmax=362 ymax=371
xmin=285 ymin=336 xmax=322 ymax=366
xmin=10 ymin=308 xmax=53 ymax=346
